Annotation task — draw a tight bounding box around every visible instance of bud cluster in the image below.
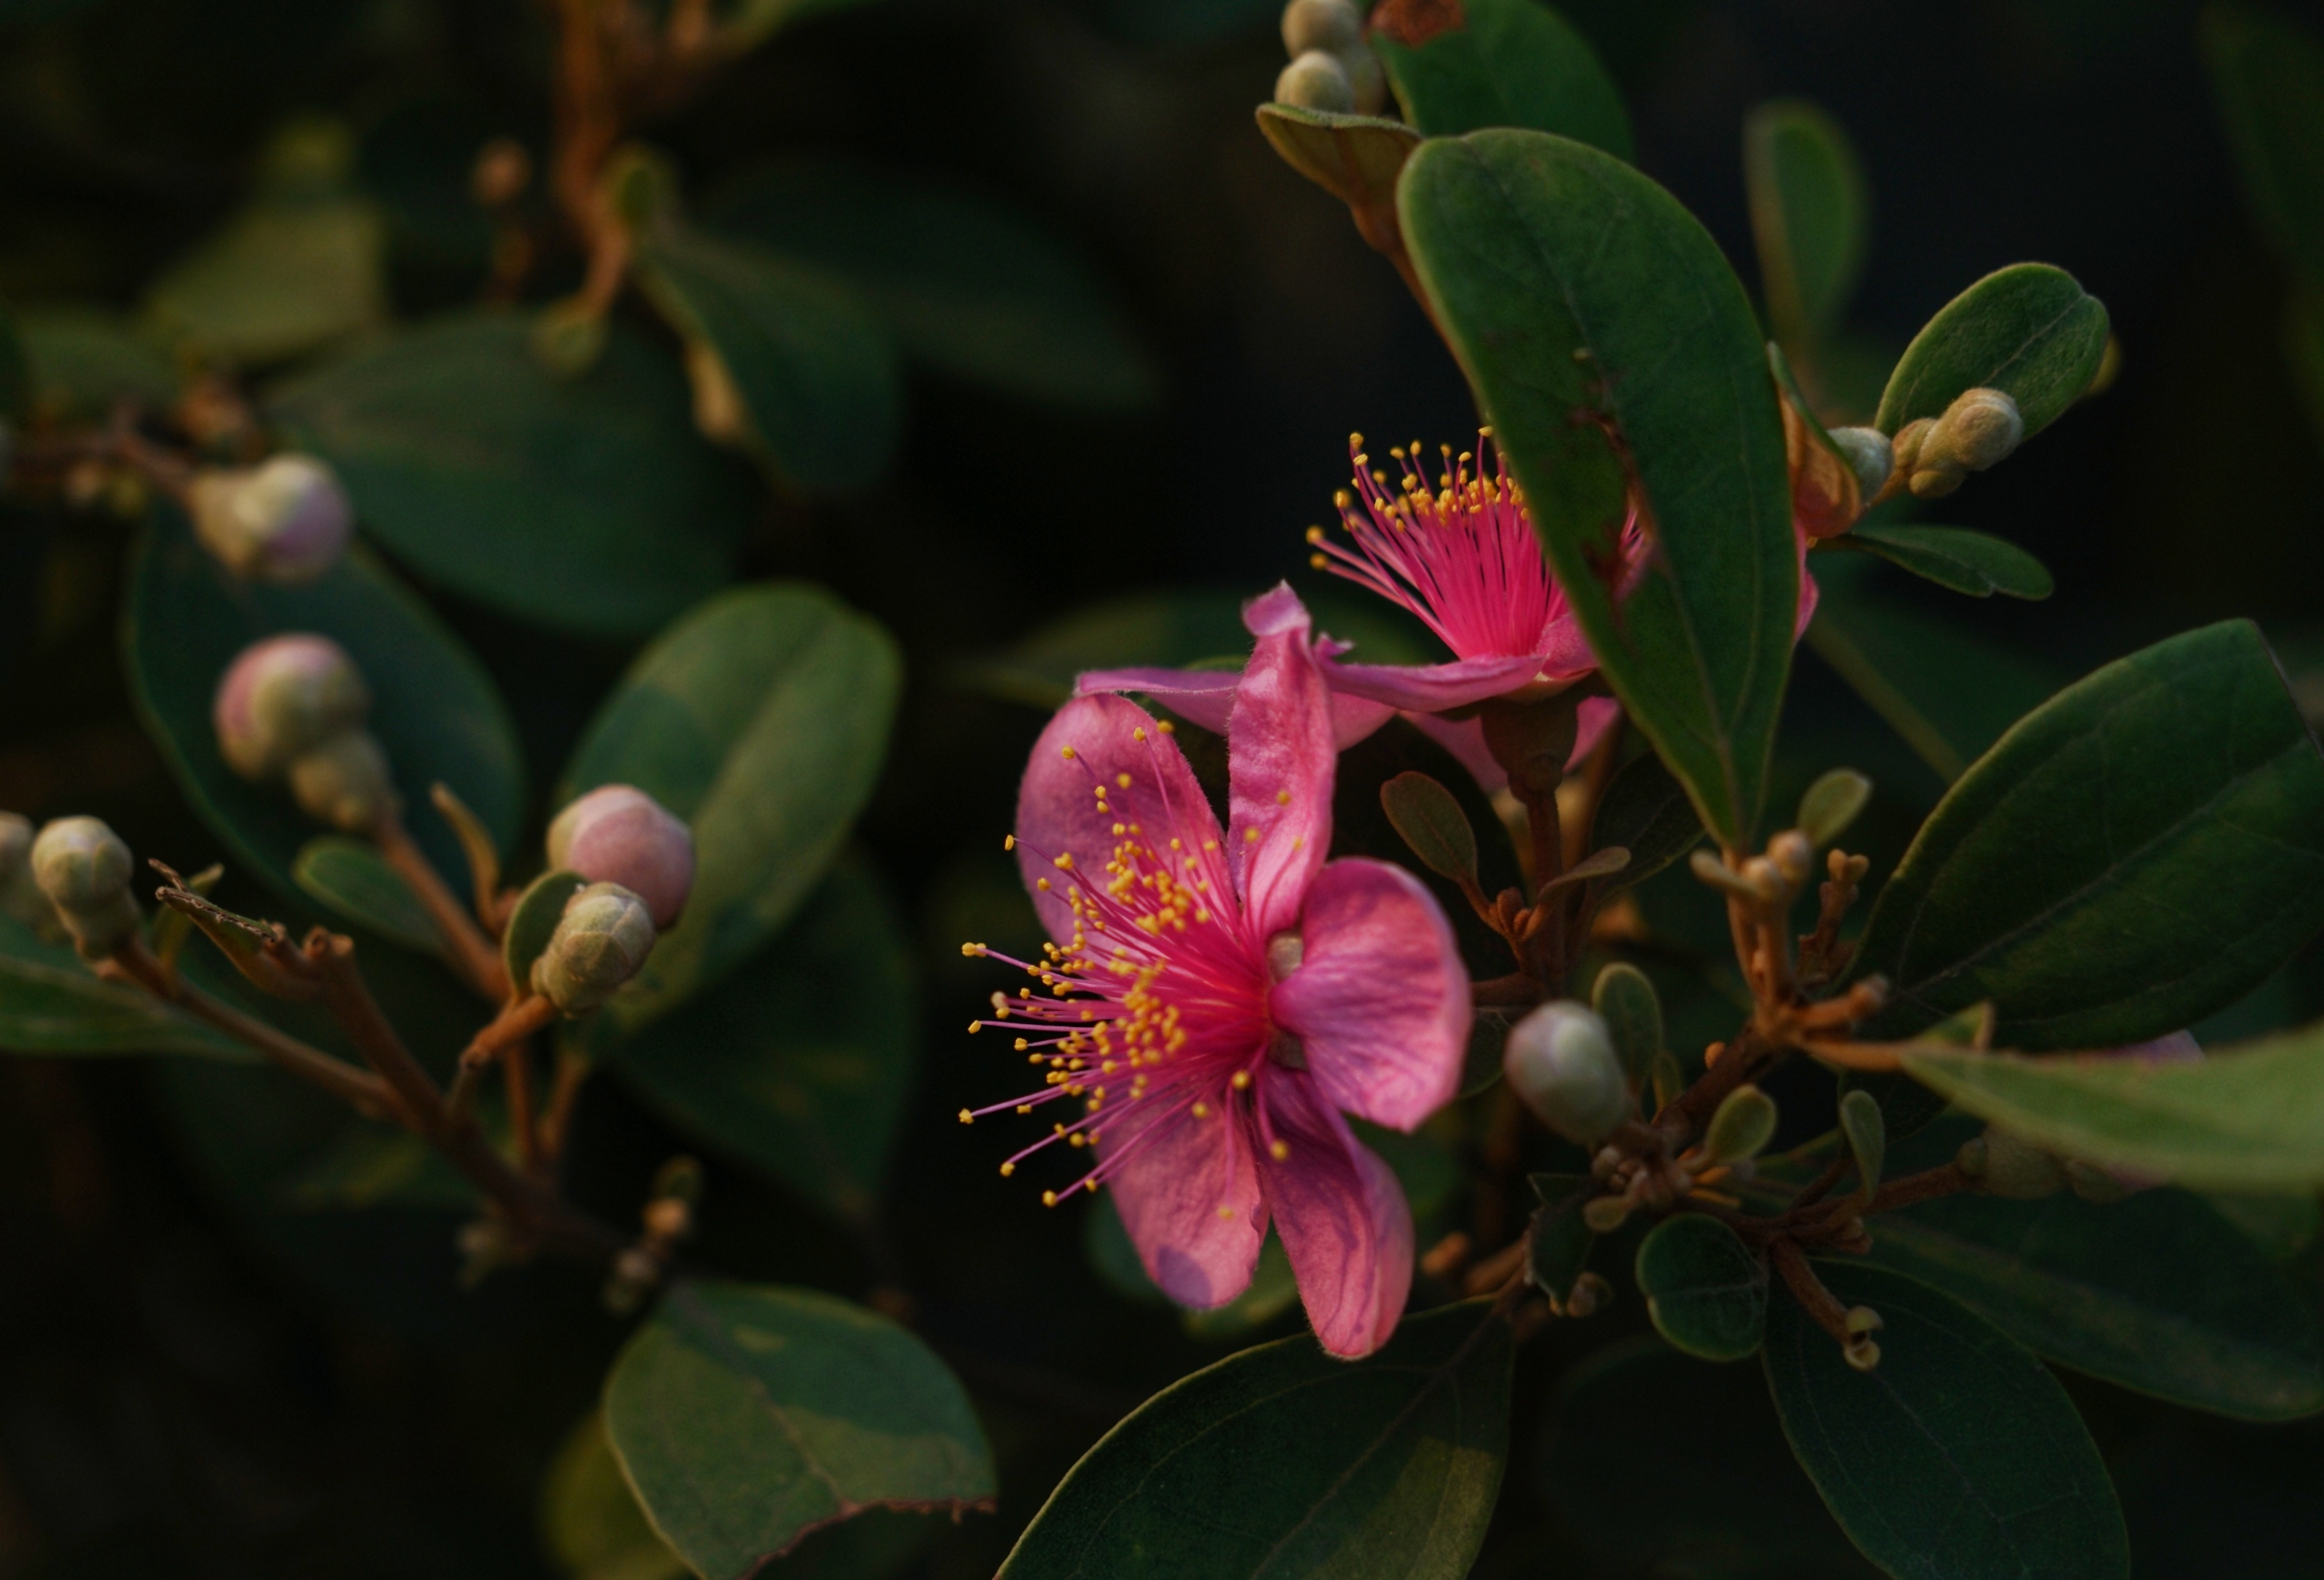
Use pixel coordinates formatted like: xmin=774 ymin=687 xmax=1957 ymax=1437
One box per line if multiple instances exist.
xmin=189 ymin=454 xmax=353 ymax=584
xmin=531 ymin=785 xmax=695 ymax=1017
xmin=28 ymin=815 xmax=141 ymax=959
xmin=1890 ymin=387 xmax=2024 ymax=500
xmin=533 ymin=880 xmax=658 ymax=1015
xmin=1274 ymin=0 xmax=1388 ymax=116
xmin=0 ymin=813 xmax=58 ymax=938
xmin=213 ymin=635 xmax=398 ymax=834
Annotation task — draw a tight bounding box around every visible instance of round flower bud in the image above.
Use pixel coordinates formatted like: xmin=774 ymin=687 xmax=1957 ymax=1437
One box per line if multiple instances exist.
xmin=1282 ymin=0 xmax=1361 ymax=56
xmin=1276 ymin=49 xmax=1355 ymax=113
xmin=1824 ymin=426 xmax=1893 ymax=500
xmin=31 ymin=815 xmax=141 ymax=958
xmin=214 ymin=634 xmax=369 ymax=780
xmin=1505 ymin=1001 xmax=1632 ymax=1146
xmin=1342 ymin=43 xmax=1388 ymax=116
xmin=546 ymin=784 xmax=695 ymax=928
xmin=1958 ymin=1125 xmax=2066 ymax=1200
xmin=0 ymin=811 xmax=54 ymax=933
xmin=533 ymin=881 xmax=658 ymax=1016
xmin=188 ymin=454 xmax=353 ymax=584
xmin=287 ymin=730 xmax=397 ymax=834
xmin=1767 ymin=830 xmax=1815 ymax=889
xmin=1929 ymin=387 xmax=2023 ymax=474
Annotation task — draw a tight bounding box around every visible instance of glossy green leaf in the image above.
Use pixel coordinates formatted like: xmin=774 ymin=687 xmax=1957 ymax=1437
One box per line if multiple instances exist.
xmin=703 ymin=158 xmax=1156 ymax=409
xmin=997 ymin=1299 xmax=1511 ymax=1580
xmin=1636 ymin=1213 xmax=1767 ymax=1361
xmin=1850 ymin=621 xmax=2324 ymax=1050
xmin=1525 ymin=1173 xmax=1596 ymax=1301
xmin=636 ymin=225 xmax=903 ymax=492
xmin=123 ymin=509 xmax=524 ymax=913
xmin=613 ymin=858 xmax=914 ymax=1225
xmin=269 ymin=310 xmax=756 ymax=638
xmin=1797 ymin=767 xmax=1872 ymax=846
xmin=0 ymin=914 xmax=252 ymax=1060
xmin=1903 ymin=1016 xmax=2324 ymax=1192
xmin=1372 ymin=0 xmax=1632 ymax=158
xmin=292 ymin=835 xmax=438 ymax=954
xmin=603 ymin=1281 xmax=994 ymax=1580
xmin=542 ymin=1411 xmax=688 ymax=1580
xmin=1763 ymin=1260 xmax=2129 ymax=1580
xmin=17 ymin=308 xmax=178 ymax=421
xmin=1380 ymin=771 xmax=1478 ymax=885
xmin=1838 ymin=522 xmax=2053 ymax=600
xmin=505 ymin=870 xmax=587 ymax=998
xmin=560 ymin=583 xmax=903 ymax=1037
xmin=1745 ymin=99 xmax=1869 ymax=347
xmin=1585 ymin=748 xmax=1704 ymax=890
xmin=1402 ymin=130 xmax=1798 ymax=847
xmin=2203 ymin=5 xmax=2324 ymax=285
xmin=1874 ymin=263 xmax=2110 ymax=440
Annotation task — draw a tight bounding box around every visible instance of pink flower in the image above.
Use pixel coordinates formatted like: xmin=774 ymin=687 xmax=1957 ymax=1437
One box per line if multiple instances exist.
xmin=963 ymin=595 xmax=1472 ymax=1358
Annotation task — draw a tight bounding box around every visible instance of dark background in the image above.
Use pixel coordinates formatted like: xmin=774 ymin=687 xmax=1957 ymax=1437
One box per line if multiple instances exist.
xmin=1 ymin=0 xmax=2322 ymax=1574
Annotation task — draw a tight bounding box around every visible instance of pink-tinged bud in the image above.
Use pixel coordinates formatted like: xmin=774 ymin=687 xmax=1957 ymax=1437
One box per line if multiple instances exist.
xmin=546 ymin=784 xmax=694 ymax=928
xmin=533 ymin=880 xmax=657 ymax=1015
xmin=189 ymin=454 xmax=353 ymax=584
xmin=214 ymin=634 xmax=369 ymax=780
xmin=1505 ymin=1001 xmax=1631 ymax=1146
xmin=31 ymin=815 xmax=140 ymax=958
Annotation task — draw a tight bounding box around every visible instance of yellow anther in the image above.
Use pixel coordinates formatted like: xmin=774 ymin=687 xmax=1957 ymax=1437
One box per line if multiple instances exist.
xmin=967 ymin=1021 xmax=981 ymax=1034
xmin=1216 ymin=1205 xmax=1236 ymax=1220
xmin=1037 ymin=878 xmax=1051 ymax=891
xmin=1042 ymin=1190 xmax=1059 ymax=1207
xmin=1116 ymin=772 xmax=1132 ymax=789
xmin=960 ymin=941 xmax=980 ymax=957
xmin=1158 ymin=720 xmax=1175 ymax=734
xmin=1276 ymin=790 xmax=1290 ymax=805
xmin=1231 ymin=1069 xmax=1252 ymax=1090
xmin=1132 ymin=726 xmax=1148 ymax=742
xmin=1192 ymin=1102 xmax=1211 ymax=1118
xmin=999 ymin=1162 xmax=1015 ymax=1177
xmin=1014 ymin=1038 xmax=1028 ymax=1051
xmin=1269 ymin=1140 xmax=1290 ymax=1161
xmin=1053 ymin=853 xmax=1075 ymax=870
xmin=1086 ymin=1179 xmax=1099 ymax=1194
xmin=1244 ymin=827 xmax=1260 ymax=843
xmin=1061 ymin=745 xmax=1076 ymax=759
xmin=1003 ymin=834 xmax=1016 ymax=850
xmin=958 ymin=1109 xmax=974 ymax=1124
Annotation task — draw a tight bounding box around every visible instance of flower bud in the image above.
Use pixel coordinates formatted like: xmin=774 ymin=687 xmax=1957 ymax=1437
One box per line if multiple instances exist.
xmin=287 ymin=729 xmax=397 ymax=834
xmin=546 ymin=784 xmax=696 ymax=928
xmin=1276 ymin=49 xmax=1355 ymax=113
xmin=1505 ymin=1001 xmax=1632 ymax=1146
xmin=1958 ymin=1126 xmax=2067 ymax=1200
xmin=533 ymin=881 xmax=657 ymax=1016
xmin=188 ymin=454 xmax=353 ymax=584
xmin=1767 ymin=830 xmax=1814 ymax=889
xmin=0 ymin=812 xmax=56 ymax=933
xmin=1701 ymin=1083 xmax=1778 ymax=1166
xmin=1825 ymin=426 xmax=1893 ymax=500
xmin=1928 ymin=388 xmax=2023 ymax=473
xmin=1282 ymin=0 xmax=1361 ymax=55
xmin=214 ymin=634 xmax=369 ymax=780
xmin=31 ymin=816 xmax=141 ymax=958
xmin=1342 ymin=44 xmax=1388 ymax=116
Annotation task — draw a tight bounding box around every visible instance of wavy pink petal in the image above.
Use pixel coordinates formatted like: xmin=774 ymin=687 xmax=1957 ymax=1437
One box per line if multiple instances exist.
xmin=1072 ymin=667 xmax=1238 ymax=736
xmin=1227 ymin=586 xmax=1335 ymax=939
xmin=1273 ymin=858 xmax=1470 ymax=1132
xmin=1105 ymin=1096 xmax=1266 ymax=1309
xmin=1255 ymin=1073 xmax=1413 ymax=1359
xmin=1317 ymin=652 xmax=1548 ymax=715
xmin=1014 ymin=693 xmax=1222 ymax=944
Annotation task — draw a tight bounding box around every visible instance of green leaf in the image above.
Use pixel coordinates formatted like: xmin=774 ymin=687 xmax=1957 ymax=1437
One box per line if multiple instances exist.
xmin=1182 ymin=1233 xmax=1302 ymax=1341
xmin=702 ymin=158 xmax=1156 ymax=410
xmin=560 ymin=583 xmax=903 ymax=1037
xmin=1873 ymin=263 xmax=2110 ymax=440
xmin=505 ymin=870 xmax=588 ymax=999
xmin=635 ymin=225 xmax=903 ymax=492
xmin=1838 ymin=522 xmax=2054 ymax=600
xmin=123 ymin=510 xmax=525 ymax=914
xmin=612 ymin=858 xmax=915 ymax=1225
xmin=1849 ymin=621 xmax=2324 ymax=1049
xmin=17 ymin=307 xmax=178 ymax=421
xmin=0 ymin=914 xmax=252 ymax=1060
xmin=1862 ymin=1169 xmax=2324 ymax=1421
xmin=1402 ymin=131 xmax=1798 ymax=848
xmin=1585 ymin=748 xmax=1705 ymax=889
xmin=1255 ymin=104 xmax=1421 ymax=258
xmin=1526 ymin=1173 xmax=1596 ymax=1301
xmin=1902 ymin=1016 xmax=2324 ymax=1192
xmin=2203 ymin=4 xmax=2324 ymax=286
xmin=1762 ymin=1260 xmax=2129 ymax=1580
xmin=1590 ymin=960 xmax=1661 ymax=1088
xmin=284 ymin=1119 xmax=478 ymax=1213
xmin=1372 ymin=0 xmax=1632 ymax=158
xmin=269 ymin=310 xmax=756 ymax=638
xmin=292 ymin=835 xmax=438 ymax=954
xmin=1380 ymin=771 xmax=1478 ymax=885
xmin=1745 ymin=99 xmax=1870 ymax=349
xmin=997 ymin=1299 xmax=1511 ymax=1580
xmin=1797 ymin=766 xmax=1872 ymax=845
xmin=1838 ymin=1089 xmax=1884 ymax=1210
xmin=1636 ymin=1213 xmax=1767 ymax=1361
xmin=603 ymin=1280 xmax=994 ymax=1580
xmin=542 ymin=1411 xmax=688 ymax=1580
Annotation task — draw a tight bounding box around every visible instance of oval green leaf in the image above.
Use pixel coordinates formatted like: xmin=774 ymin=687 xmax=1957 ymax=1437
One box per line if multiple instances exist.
xmin=1372 ymin=0 xmax=1632 ymax=158
xmin=1874 ymin=263 xmax=2109 ymax=440
xmin=612 ymin=857 xmax=914 ymax=1225
xmin=124 ymin=510 xmax=525 ymax=913
xmin=1745 ymin=98 xmax=1869 ymax=350
xmin=635 ymin=225 xmax=903 ymax=492
xmin=1401 ymin=130 xmax=1798 ymax=848
xmin=997 ymin=1298 xmax=1511 ymax=1580
xmin=603 ymin=1280 xmax=994 ymax=1580
xmin=1849 ymin=620 xmax=2324 ymax=1050
xmin=1636 ymin=1213 xmax=1768 ymax=1361
xmin=1590 ymin=960 xmax=1662 ymax=1088
xmin=293 ymin=835 xmax=439 ymax=954
xmin=1380 ymin=770 xmax=1478 ymax=884
xmin=18 ymin=306 xmax=177 ymax=421
xmin=1763 ymin=1260 xmax=2129 ymax=1580
xmin=1797 ymin=766 xmax=1873 ymax=846
xmin=0 ymin=914 xmax=252 ymax=1060
xmin=1585 ymin=749 xmax=1704 ymax=890
xmin=559 ymin=582 xmax=902 ymax=1038
xmin=702 ymin=158 xmax=1156 ymax=410
xmin=1839 ymin=522 xmax=2054 ymax=600
xmin=269 ymin=309 xmax=756 ymax=638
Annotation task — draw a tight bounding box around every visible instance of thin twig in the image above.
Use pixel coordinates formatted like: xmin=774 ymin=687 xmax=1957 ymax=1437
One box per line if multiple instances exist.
xmin=1770 ymin=1237 xmax=1851 ymax=1344
xmin=373 ymin=816 xmax=508 ymax=999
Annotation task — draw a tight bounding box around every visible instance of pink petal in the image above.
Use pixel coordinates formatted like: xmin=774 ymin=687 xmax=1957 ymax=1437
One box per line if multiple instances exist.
xmin=1402 ymin=695 xmax=1624 ymax=795
xmin=1272 ymin=859 xmax=1470 ymax=1132
xmin=1105 ymin=1096 xmax=1266 ymax=1309
xmin=1015 ymin=694 xmax=1224 ymax=943
xmin=1226 ymin=587 xmax=1335 ymax=940
xmin=1073 ymin=667 xmax=1239 ymax=737
xmin=1535 ymin=610 xmax=1601 ymax=684
xmin=1797 ymin=529 xmax=1820 ymax=638
xmin=1255 ymin=1073 xmax=1413 ymax=1359
xmin=1319 ymin=652 xmax=1547 ymax=715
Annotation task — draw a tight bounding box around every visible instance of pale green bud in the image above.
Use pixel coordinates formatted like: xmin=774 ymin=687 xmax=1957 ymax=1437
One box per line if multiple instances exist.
xmin=1767 ymin=830 xmax=1814 ymax=890
xmin=1276 ymin=49 xmax=1355 ymax=113
xmin=213 ymin=634 xmax=369 ymax=780
xmin=1824 ymin=426 xmax=1892 ymax=500
xmin=188 ymin=454 xmax=353 ymax=584
xmin=0 ymin=812 xmax=56 ymax=934
xmin=31 ymin=816 xmax=140 ymax=958
xmin=287 ymin=729 xmax=397 ymax=834
xmin=1282 ymin=0 xmax=1361 ymax=56
xmin=1505 ymin=1001 xmax=1632 ymax=1146
xmin=1701 ymin=1083 xmax=1778 ymax=1166
xmin=1928 ymin=387 xmax=2023 ymax=473
xmin=533 ymin=881 xmax=657 ymax=1016
xmin=1342 ymin=44 xmax=1388 ymax=116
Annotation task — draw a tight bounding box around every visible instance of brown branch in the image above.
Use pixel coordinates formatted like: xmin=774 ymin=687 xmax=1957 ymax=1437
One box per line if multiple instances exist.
xmin=1770 ymin=1237 xmax=1851 ymax=1344
xmin=373 ymin=816 xmax=508 ymax=999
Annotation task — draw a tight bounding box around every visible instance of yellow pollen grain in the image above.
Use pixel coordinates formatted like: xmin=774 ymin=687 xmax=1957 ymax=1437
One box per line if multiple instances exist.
xmin=1116 ymin=772 xmax=1132 ymax=789
xmin=999 ymin=1162 xmax=1015 ymax=1177
xmin=1132 ymin=726 xmax=1148 ymax=742
xmin=1276 ymin=790 xmax=1290 ymax=805
xmin=1042 ymin=1190 xmax=1058 ymax=1207
xmin=958 ymin=1109 xmax=974 ymax=1124
xmin=1244 ymin=827 xmax=1260 ymax=843
xmin=967 ymin=1021 xmax=981 ymax=1034
xmin=1053 ymin=853 xmax=1074 ymax=870
xmin=1192 ymin=1102 xmax=1210 ymax=1118
xmin=1060 ymin=745 xmax=1076 ymax=759
xmin=1269 ymin=1140 xmax=1290 ymax=1161
xmin=1231 ymin=1069 xmax=1252 ymax=1090
xmin=1003 ymin=835 xmax=1016 ymax=851
xmin=1216 ymin=1205 xmax=1236 ymax=1220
